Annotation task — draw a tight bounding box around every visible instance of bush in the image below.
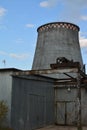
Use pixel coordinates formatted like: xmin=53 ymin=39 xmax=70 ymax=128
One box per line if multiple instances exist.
xmin=0 ymin=101 xmax=14 ymax=130
xmin=0 ymin=100 xmax=8 ymax=127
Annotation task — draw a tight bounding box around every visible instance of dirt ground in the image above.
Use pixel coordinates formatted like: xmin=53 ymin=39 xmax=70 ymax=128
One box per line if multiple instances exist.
xmin=36 ymin=125 xmax=87 ymax=130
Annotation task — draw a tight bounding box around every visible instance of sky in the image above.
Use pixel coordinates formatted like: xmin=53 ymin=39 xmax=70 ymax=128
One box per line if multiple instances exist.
xmin=0 ymin=0 xmax=87 ymax=72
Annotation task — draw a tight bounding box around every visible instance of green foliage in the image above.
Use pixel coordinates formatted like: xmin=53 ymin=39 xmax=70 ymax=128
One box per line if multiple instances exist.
xmin=0 ymin=100 xmax=8 ymax=127
xmin=0 ymin=101 xmax=14 ymax=129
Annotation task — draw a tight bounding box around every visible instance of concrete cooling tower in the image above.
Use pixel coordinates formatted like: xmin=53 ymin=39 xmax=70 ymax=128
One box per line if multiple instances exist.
xmin=32 ymin=22 xmax=83 ymax=71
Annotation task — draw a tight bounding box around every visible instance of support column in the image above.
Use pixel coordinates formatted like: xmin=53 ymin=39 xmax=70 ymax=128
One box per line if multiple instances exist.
xmin=77 ymin=72 xmax=82 ymax=130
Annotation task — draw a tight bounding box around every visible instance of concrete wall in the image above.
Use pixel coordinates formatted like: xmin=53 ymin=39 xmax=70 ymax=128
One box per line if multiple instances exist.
xmin=32 ymin=22 xmax=83 ymax=73
xmin=0 ymin=71 xmax=12 ymax=126
xmin=11 ymin=75 xmax=55 ymax=130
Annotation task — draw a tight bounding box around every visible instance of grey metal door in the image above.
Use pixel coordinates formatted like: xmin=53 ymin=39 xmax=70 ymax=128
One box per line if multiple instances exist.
xmin=56 ymin=101 xmax=76 ymax=125
xmin=67 ymin=102 xmax=76 ymax=125
xmin=56 ymin=102 xmax=65 ymax=125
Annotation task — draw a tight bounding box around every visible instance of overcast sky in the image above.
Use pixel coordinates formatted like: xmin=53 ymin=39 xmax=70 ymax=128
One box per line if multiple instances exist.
xmin=0 ymin=0 xmax=87 ymax=72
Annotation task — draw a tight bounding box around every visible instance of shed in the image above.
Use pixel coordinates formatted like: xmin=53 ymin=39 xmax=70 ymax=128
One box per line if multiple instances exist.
xmin=10 ymin=63 xmax=87 ymax=130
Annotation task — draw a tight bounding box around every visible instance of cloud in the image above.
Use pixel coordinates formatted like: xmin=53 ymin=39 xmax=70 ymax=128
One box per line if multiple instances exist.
xmin=39 ymin=0 xmax=87 ymax=22
xmin=10 ymin=53 xmax=30 ymax=60
xmin=79 ymin=33 xmax=87 ymax=48
xmin=15 ymin=38 xmax=24 ymax=44
xmin=0 ymin=7 xmax=7 ymax=17
xmin=62 ymin=0 xmax=87 ymax=22
xmin=0 ymin=51 xmax=7 ymax=55
xmin=40 ymin=1 xmax=49 ymax=7
xmin=0 ymin=24 xmax=7 ymax=30
xmin=40 ymin=0 xmax=87 ymax=22
xmin=25 ymin=24 xmax=34 ymax=28
xmin=0 ymin=50 xmax=30 ymax=60
xmin=40 ymin=0 xmax=58 ymax=8
xmin=80 ymin=15 xmax=87 ymax=21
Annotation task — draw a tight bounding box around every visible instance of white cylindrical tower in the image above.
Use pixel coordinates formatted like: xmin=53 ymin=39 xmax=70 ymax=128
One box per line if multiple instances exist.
xmin=32 ymin=22 xmax=83 ymax=71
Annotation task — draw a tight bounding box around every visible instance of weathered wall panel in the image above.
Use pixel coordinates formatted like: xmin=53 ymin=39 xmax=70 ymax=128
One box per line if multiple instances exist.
xmin=55 ymin=88 xmax=77 ymax=101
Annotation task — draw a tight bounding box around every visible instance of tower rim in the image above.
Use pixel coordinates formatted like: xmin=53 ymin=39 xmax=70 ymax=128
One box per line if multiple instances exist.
xmin=37 ymin=22 xmax=80 ymax=32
